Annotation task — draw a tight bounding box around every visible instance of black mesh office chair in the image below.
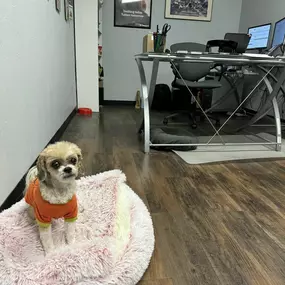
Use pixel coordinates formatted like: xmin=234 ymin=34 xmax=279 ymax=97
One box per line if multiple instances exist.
xmin=163 ymin=42 xmax=222 ymax=128
xmin=206 ymin=33 xmax=251 ymax=54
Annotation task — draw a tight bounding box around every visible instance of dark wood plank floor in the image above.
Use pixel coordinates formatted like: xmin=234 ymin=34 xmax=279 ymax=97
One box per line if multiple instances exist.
xmin=61 ymin=107 xmax=285 ymax=285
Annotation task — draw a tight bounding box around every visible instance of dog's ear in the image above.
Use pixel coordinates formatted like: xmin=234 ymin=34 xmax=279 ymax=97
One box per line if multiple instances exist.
xmin=76 ymin=147 xmax=82 ymax=162
xmin=78 ymin=158 xmax=84 ymax=177
xmin=77 ymin=151 xmax=84 ymax=177
xmin=36 ymin=154 xmax=47 ymax=181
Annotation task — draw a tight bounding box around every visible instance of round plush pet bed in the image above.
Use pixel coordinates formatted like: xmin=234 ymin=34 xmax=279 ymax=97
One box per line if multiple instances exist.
xmin=0 ymin=170 xmax=154 ymax=285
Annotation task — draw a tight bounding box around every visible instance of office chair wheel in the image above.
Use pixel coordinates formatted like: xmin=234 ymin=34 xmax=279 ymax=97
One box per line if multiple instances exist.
xmin=215 ymin=120 xmax=221 ymax=128
xmin=191 ymin=123 xmax=197 ymax=129
xmin=163 ymin=118 xmax=168 ymax=125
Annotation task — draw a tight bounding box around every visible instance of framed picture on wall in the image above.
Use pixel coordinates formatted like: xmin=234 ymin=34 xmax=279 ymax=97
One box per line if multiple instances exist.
xmin=165 ymin=0 xmax=213 ymax=22
xmin=55 ymin=0 xmax=61 ymax=13
xmin=114 ymin=0 xmax=153 ymax=29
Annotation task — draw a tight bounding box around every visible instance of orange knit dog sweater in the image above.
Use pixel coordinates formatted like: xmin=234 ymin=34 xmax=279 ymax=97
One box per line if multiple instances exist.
xmin=25 ymin=179 xmax=78 ymax=227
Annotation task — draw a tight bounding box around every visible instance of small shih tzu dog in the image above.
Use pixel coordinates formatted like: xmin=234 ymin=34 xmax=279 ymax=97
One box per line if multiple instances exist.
xmin=24 ymin=141 xmax=83 ymax=254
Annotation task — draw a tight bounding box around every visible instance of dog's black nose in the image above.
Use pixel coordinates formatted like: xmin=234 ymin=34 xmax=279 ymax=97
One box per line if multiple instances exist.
xmin=64 ymin=167 xmax=72 ymax=174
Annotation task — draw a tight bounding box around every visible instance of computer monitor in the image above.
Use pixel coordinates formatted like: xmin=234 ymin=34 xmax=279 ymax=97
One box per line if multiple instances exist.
xmin=247 ymin=23 xmax=271 ymax=50
xmin=272 ymin=17 xmax=285 ymax=48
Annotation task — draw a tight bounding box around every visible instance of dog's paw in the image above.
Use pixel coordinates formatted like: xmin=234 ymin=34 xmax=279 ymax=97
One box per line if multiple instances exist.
xmin=45 ymin=250 xmax=54 ymax=257
xmin=43 ymin=244 xmax=55 ymax=256
xmin=66 ymin=236 xmax=76 ymax=245
xmin=65 ymin=221 xmax=77 ymax=245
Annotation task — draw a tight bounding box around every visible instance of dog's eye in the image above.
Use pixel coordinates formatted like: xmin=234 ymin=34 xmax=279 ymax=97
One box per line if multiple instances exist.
xmin=51 ymin=161 xmax=60 ymax=169
xmin=70 ymin=158 xmax=77 ymax=165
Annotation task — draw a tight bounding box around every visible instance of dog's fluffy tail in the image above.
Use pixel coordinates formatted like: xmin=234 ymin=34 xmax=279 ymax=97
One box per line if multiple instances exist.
xmin=24 ymin=166 xmax=38 ymax=193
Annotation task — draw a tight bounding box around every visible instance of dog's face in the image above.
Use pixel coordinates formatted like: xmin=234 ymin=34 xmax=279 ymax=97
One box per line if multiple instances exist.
xmin=37 ymin=141 xmax=83 ymax=185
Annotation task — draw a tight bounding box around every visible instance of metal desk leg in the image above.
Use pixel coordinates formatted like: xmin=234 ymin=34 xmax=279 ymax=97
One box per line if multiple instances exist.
xmin=263 ymin=76 xmax=282 ymax=151
xmin=243 ymin=66 xmax=285 ymax=126
xmin=237 ymin=66 xmax=285 ymax=151
xmin=135 ymin=58 xmax=159 ymax=153
xmin=258 ymin=66 xmax=285 ymax=97
xmin=244 ymin=66 xmax=285 ymax=127
xmin=148 ymin=59 xmax=160 ymax=111
xmin=207 ymin=67 xmax=274 ymax=144
xmin=273 ymin=97 xmax=282 ymax=151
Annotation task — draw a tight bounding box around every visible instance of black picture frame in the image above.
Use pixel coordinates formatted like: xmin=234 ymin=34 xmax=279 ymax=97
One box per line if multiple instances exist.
xmin=164 ymin=0 xmax=213 ymax=22
xmin=114 ymin=0 xmax=152 ymax=29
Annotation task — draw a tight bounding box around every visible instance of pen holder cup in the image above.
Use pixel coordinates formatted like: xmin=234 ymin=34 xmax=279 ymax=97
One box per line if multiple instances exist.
xmin=154 ymin=34 xmax=166 ymax=53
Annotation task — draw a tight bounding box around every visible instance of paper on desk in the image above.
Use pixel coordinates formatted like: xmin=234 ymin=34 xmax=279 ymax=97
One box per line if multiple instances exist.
xmin=175 ymin=51 xmax=203 ymax=55
xmin=242 ymin=53 xmax=273 ymax=58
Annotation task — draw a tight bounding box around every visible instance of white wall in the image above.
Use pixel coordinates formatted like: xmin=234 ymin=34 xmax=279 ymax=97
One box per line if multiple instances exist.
xmin=75 ymin=0 xmax=99 ymax=112
xmin=239 ymin=0 xmax=285 ymax=41
xmin=103 ymin=0 xmax=243 ymax=101
xmin=0 ymin=0 xmax=76 ymax=204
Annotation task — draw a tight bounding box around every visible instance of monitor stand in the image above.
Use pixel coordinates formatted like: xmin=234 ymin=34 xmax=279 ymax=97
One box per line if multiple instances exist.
xmin=258 ymin=48 xmax=266 ymax=54
xmin=267 ymin=44 xmax=283 ymax=56
xmin=246 ymin=48 xmax=267 ymax=54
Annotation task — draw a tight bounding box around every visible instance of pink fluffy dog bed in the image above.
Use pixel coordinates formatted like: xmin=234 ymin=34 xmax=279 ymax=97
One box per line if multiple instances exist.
xmin=0 ymin=170 xmax=154 ymax=285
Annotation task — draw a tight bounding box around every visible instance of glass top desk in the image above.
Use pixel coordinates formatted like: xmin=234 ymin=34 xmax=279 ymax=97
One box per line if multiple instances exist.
xmin=135 ymin=52 xmax=285 ymax=153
